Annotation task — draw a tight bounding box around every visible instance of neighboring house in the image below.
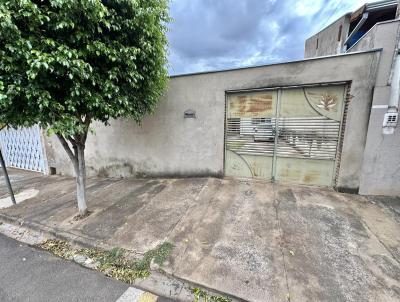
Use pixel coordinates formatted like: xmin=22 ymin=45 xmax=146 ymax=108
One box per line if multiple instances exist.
xmin=304 ymin=0 xmax=400 ymax=195
xmin=1 ymin=0 xmax=399 ymax=196
xmin=305 ymin=0 xmax=398 ymax=57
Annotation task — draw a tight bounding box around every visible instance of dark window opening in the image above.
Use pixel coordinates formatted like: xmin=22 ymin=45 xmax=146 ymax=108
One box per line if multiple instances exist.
xmin=347 ymin=5 xmax=397 ymax=49
xmin=316 ymin=38 xmax=319 ymax=49
xmin=338 ymin=25 xmax=342 ymax=41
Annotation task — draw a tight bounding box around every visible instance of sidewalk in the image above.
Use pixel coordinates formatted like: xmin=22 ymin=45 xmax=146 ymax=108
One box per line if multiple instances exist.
xmin=1 ymin=169 xmax=400 ymax=302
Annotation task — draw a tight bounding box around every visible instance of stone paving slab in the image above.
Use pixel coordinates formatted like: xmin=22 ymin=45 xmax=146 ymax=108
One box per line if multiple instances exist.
xmin=1 ymin=169 xmax=400 ymax=302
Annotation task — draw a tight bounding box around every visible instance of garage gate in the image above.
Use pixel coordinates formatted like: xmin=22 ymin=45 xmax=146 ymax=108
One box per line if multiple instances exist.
xmin=224 ymin=84 xmax=347 ymax=187
xmin=0 ymin=125 xmax=47 ymax=173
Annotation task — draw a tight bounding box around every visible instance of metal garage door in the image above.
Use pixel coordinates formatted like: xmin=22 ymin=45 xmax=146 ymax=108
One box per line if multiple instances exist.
xmin=224 ymin=84 xmax=346 ymax=187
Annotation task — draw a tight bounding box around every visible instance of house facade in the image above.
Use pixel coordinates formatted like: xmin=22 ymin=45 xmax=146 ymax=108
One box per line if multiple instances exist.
xmin=305 ymin=0 xmax=400 ymax=195
xmin=1 ymin=0 xmax=399 ymax=196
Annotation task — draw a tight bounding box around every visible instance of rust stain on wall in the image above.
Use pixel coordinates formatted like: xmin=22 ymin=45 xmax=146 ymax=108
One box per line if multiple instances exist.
xmin=303 ymin=171 xmax=319 ymax=183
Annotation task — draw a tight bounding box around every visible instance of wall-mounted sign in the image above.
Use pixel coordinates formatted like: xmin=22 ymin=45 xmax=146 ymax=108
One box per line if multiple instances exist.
xmin=184 ymin=109 xmax=196 ymax=118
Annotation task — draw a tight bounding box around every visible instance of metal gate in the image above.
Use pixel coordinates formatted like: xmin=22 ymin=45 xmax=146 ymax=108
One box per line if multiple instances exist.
xmin=224 ymin=84 xmax=346 ymax=187
xmin=0 ymin=125 xmax=47 ymax=173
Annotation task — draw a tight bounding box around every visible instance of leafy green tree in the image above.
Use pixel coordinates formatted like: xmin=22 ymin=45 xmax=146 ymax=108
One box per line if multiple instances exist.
xmin=0 ymin=0 xmax=169 ymax=216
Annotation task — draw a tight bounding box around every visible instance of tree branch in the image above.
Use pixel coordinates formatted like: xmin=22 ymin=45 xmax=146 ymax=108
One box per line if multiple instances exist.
xmin=56 ymin=133 xmax=77 ymax=165
xmin=81 ymin=115 xmax=91 ymax=145
xmin=67 ymin=135 xmax=77 ymax=145
xmin=70 ymin=138 xmax=78 ymax=158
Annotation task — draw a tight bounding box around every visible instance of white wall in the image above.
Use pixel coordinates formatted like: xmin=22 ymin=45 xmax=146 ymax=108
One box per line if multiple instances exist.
xmin=44 ymin=50 xmax=381 ymax=192
xmin=349 ymin=20 xmax=400 ymax=196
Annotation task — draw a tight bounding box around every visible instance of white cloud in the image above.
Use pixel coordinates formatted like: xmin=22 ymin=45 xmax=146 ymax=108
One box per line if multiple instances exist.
xmin=295 ymin=0 xmax=325 ymax=16
xmin=168 ymin=0 xmax=375 ymax=75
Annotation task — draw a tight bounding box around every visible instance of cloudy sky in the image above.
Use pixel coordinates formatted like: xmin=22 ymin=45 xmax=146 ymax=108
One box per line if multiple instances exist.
xmin=167 ymin=0 xmax=366 ymax=75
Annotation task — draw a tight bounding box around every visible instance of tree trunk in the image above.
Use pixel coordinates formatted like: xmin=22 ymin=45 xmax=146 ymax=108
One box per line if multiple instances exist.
xmin=56 ymin=121 xmax=91 ymax=217
xmin=75 ymin=143 xmax=87 ymax=216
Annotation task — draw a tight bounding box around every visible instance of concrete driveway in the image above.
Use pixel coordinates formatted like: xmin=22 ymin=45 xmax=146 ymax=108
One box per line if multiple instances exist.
xmin=1 ymin=169 xmax=399 ymax=302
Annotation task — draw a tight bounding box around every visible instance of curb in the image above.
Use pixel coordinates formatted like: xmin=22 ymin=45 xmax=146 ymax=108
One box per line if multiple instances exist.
xmin=0 ymin=213 xmax=247 ymax=302
xmin=0 ymin=213 xmax=114 ymax=251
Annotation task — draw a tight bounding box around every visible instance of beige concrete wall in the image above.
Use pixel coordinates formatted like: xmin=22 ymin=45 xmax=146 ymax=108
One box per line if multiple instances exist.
xmin=305 ymin=15 xmax=350 ymax=58
xmin=349 ymin=20 xmax=400 ymax=196
xmin=44 ymin=50 xmax=381 ymax=192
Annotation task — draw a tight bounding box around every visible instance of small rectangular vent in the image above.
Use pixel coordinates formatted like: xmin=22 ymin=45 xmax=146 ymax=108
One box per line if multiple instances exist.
xmin=383 ymin=112 xmax=398 ymax=127
xmin=388 ymin=115 xmax=397 ymax=123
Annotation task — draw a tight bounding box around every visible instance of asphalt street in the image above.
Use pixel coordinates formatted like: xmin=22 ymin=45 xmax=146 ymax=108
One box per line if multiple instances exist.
xmin=0 ymin=233 xmax=156 ymax=302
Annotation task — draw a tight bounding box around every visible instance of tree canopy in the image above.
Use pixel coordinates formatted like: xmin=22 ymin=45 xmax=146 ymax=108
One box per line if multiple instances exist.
xmin=0 ymin=0 xmax=169 ymax=135
xmin=0 ymin=0 xmax=170 ymax=215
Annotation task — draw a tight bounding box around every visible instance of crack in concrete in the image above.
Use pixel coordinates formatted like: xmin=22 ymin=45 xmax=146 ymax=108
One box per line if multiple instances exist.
xmin=166 ymin=179 xmax=211 ymax=239
xmin=167 ymin=179 xmax=223 ymax=275
xmin=272 ymin=183 xmax=292 ymax=302
xmin=362 ymin=219 xmax=400 ymax=266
